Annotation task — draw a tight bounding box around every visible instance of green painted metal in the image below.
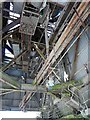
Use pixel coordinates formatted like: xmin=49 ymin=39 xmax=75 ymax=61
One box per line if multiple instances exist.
xmin=0 ymin=72 xmax=20 ymax=89
xmin=49 ymin=79 xmax=83 ymax=98
xmin=51 ymin=80 xmax=78 ymax=90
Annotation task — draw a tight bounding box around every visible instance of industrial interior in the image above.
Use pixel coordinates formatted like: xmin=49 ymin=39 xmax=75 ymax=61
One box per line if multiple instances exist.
xmin=0 ymin=1 xmax=90 ymax=119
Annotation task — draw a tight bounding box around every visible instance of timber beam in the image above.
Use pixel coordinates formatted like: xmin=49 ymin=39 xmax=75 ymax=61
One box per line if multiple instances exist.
xmin=34 ymin=44 xmax=61 ymax=82
xmin=19 ymin=2 xmax=89 ymax=109
xmin=36 ymin=2 xmax=89 ymax=84
xmin=1 ymin=49 xmax=28 ymax=72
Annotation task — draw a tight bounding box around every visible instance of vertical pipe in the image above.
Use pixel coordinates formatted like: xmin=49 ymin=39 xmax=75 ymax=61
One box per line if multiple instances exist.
xmin=45 ymin=7 xmax=50 ymax=57
xmin=45 ymin=27 xmax=49 ymax=57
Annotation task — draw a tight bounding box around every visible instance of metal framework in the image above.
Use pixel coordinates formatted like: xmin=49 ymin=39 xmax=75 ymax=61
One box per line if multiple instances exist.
xmin=0 ymin=1 xmax=90 ymax=118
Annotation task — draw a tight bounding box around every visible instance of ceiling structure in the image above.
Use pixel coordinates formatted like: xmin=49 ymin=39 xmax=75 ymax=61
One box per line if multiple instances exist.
xmin=0 ymin=1 xmax=90 ymax=119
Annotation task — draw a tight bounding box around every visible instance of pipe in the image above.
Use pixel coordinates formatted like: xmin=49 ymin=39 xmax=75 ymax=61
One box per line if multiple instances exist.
xmin=45 ymin=8 xmax=50 ymax=57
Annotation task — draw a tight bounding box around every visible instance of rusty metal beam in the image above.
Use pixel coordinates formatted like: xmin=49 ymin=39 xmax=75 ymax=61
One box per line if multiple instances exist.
xmin=7 ymin=37 xmax=53 ymax=50
xmin=2 ymin=27 xmax=19 ymax=41
xmin=49 ymin=2 xmax=75 ymax=44
xmin=36 ymin=2 xmax=89 ymax=84
xmin=19 ymin=2 xmax=89 ymax=109
xmin=34 ymin=44 xmax=61 ymax=82
xmin=52 ymin=2 xmax=79 ymax=44
xmin=41 ymin=25 xmax=89 ymax=85
xmin=7 ymin=37 xmax=21 ymax=43
xmin=1 ymin=49 xmax=28 ymax=72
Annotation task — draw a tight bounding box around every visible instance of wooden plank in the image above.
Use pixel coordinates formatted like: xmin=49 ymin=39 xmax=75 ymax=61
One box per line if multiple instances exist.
xmin=36 ymin=2 xmax=88 ymax=84
xmin=34 ymin=44 xmax=61 ymax=82
xmin=37 ymin=10 xmax=89 ymax=84
xmin=55 ymin=2 xmax=88 ymax=51
xmin=20 ymin=2 xmax=89 ymax=108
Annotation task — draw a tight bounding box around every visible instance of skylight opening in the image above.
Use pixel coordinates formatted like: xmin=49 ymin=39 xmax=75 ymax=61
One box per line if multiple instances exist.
xmin=5 ymin=49 xmax=14 ymax=59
